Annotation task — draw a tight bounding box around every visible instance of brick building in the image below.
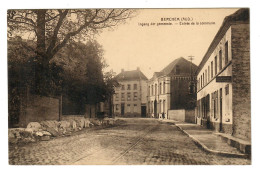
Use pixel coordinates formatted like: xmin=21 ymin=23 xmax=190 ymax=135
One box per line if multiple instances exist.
xmin=195 ymin=8 xmax=250 ymax=141
xmin=147 ymin=57 xmax=197 ymax=119
xmin=113 ymin=68 xmax=148 ymax=117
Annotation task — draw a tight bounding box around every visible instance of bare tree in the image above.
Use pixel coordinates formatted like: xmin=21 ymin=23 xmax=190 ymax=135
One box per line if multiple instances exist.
xmin=7 ymin=9 xmax=135 ymax=65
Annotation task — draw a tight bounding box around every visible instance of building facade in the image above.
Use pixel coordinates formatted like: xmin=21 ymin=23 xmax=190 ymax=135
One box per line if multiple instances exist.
xmin=196 ymin=9 xmax=250 ymax=141
xmin=113 ymin=68 xmax=148 ymax=117
xmin=147 ymin=57 xmax=198 ymax=119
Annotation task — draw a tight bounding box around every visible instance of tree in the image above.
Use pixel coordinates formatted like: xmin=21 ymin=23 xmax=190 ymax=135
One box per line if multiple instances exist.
xmin=7 ymin=9 xmax=135 ymax=95
xmin=8 ymin=37 xmax=63 ymax=127
xmin=53 ymin=40 xmax=108 ymax=114
xmin=7 ymin=9 xmax=135 ymax=65
xmin=102 ymin=70 xmax=120 ymax=117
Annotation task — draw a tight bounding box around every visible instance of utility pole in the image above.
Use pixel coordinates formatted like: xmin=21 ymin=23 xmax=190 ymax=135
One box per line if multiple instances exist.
xmin=188 ymin=55 xmax=194 ymax=79
xmin=188 ymin=56 xmax=195 ymax=94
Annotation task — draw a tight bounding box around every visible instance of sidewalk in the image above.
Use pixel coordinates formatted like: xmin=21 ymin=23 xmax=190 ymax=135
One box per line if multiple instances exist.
xmin=160 ymin=119 xmax=250 ymax=158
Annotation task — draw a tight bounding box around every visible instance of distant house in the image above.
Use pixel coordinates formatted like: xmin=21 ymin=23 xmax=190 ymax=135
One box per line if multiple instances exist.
xmin=195 ymin=9 xmax=250 ymax=141
xmin=147 ymin=57 xmax=198 ymax=119
xmin=113 ymin=68 xmax=148 ymax=117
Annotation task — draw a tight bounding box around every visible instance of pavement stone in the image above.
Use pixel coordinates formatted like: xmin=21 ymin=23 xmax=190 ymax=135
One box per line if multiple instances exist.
xmin=9 ymin=118 xmax=251 ymax=165
xmin=161 ymin=119 xmax=249 ymax=158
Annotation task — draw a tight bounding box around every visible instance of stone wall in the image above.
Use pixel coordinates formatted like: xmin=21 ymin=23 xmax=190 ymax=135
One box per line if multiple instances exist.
xmin=168 ymin=109 xmax=185 ymax=121
xmin=61 ymin=115 xmax=85 ymax=121
xmin=19 ymin=95 xmax=59 ymax=127
xmin=231 ymin=24 xmax=251 ymax=141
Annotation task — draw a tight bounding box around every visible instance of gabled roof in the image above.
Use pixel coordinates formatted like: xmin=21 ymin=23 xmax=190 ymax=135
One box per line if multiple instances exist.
xmin=153 ymin=72 xmax=164 ymax=78
xmin=149 ymin=57 xmax=198 ymax=81
xmin=160 ymin=57 xmax=197 ymax=76
xmin=115 ymin=69 xmax=148 ymax=81
xmin=196 ymin=8 xmax=249 ymax=74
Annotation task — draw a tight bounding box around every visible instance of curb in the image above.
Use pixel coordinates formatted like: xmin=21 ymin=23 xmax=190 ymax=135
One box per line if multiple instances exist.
xmin=174 ymin=124 xmax=249 ymax=159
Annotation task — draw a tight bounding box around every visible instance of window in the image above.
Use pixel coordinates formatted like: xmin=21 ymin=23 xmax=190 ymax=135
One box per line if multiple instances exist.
xmin=134 ymin=104 xmax=137 ymax=113
xmin=121 ymin=93 xmax=125 ymax=101
xmin=215 ymin=56 xmax=217 ymax=75
xmin=200 ymin=75 xmax=202 ymax=88
xmin=225 ymin=41 xmax=229 ymax=65
xmin=163 ymin=100 xmax=165 ymax=113
xmin=151 ymin=85 xmax=154 ymax=95
xmin=208 ymin=66 xmax=210 ymax=81
xmin=202 ymin=73 xmax=204 ymax=87
xmin=148 ymin=101 xmax=150 ymax=113
xmin=148 ymin=86 xmax=150 ymax=96
xmin=127 ymin=84 xmax=131 ymax=90
xmin=159 ymin=83 xmax=162 ymax=94
xmin=198 ymin=78 xmax=200 ymax=90
xmin=155 ymin=84 xmax=157 ymax=95
xmin=127 ymin=92 xmax=131 ymax=101
xmin=211 ymin=61 xmax=213 ymax=78
xmin=121 ymin=85 xmax=125 ymax=90
xmin=133 ymin=92 xmax=138 ymax=101
xmin=151 ymin=101 xmax=153 ymax=113
xmin=134 ymin=84 xmax=137 ymax=90
xmin=159 ymin=100 xmax=162 ymax=113
xmin=163 ymin=82 xmax=166 ymax=94
xmin=225 ymin=84 xmax=229 ymax=95
xmin=205 ymin=69 xmax=207 ymax=84
xmin=127 ymin=104 xmax=131 ymax=113
xmin=212 ymin=91 xmax=218 ymax=119
xmin=115 ymin=104 xmax=119 ymax=111
xmin=219 ymin=50 xmax=222 ymax=70
xmin=115 ymin=93 xmax=119 ymax=101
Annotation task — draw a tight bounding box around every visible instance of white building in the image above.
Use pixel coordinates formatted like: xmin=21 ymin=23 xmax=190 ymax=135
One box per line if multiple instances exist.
xmin=113 ymin=68 xmax=148 ymax=117
xmin=196 ymin=9 xmax=250 ymax=141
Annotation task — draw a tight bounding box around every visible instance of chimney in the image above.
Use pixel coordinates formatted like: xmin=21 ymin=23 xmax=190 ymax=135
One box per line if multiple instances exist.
xmin=121 ymin=69 xmax=124 ymax=73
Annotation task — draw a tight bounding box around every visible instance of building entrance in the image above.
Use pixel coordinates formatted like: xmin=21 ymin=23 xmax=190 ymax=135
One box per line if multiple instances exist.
xmin=121 ymin=103 xmax=125 ymax=116
xmin=219 ymin=88 xmax=223 ymax=132
xmin=154 ymin=100 xmax=157 ymax=118
xmin=141 ymin=106 xmax=146 ymax=117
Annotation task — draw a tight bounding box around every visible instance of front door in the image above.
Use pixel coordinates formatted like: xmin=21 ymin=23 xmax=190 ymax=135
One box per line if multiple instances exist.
xmin=219 ymin=88 xmax=223 ymax=132
xmin=206 ymin=95 xmax=210 ymax=129
xmin=121 ymin=103 xmax=125 ymax=116
xmin=141 ymin=106 xmax=146 ymax=117
xmin=154 ymin=100 xmax=157 ymax=118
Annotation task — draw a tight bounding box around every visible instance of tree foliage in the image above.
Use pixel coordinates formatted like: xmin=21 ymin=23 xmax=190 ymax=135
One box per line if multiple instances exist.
xmin=7 ymin=9 xmax=135 ymax=96
xmin=7 ymin=9 xmax=135 ymax=64
xmin=54 ymin=40 xmax=107 ymax=105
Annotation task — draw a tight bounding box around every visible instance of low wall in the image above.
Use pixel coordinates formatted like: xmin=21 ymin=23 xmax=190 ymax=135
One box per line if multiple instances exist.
xmin=19 ymin=95 xmax=59 ymax=127
xmin=61 ymin=115 xmax=85 ymax=121
xmin=185 ymin=110 xmax=195 ymax=123
xmin=168 ymin=109 xmax=185 ymax=122
xmin=168 ymin=109 xmax=195 ymax=123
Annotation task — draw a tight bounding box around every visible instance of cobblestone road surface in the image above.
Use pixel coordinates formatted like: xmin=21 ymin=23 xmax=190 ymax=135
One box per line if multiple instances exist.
xmin=9 ymin=118 xmax=251 ymax=165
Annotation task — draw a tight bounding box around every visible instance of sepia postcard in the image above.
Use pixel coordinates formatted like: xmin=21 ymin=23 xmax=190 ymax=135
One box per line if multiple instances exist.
xmin=7 ymin=8 xmax=251 ymax=165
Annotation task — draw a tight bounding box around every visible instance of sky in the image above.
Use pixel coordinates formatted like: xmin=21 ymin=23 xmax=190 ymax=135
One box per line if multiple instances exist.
xmin=96 ymin=9 xmax=238 ymax=79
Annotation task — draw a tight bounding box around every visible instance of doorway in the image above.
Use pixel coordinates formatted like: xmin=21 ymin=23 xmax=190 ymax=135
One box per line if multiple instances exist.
xmin=121 ymin=103 xmax=125 ymax=116
xmin=219 ymin=88 xmax=223 ymax=132
xmin=206 ymin=94 xmax=210 ymax=129
xmin=141 ymin=106 xmax=146 ymax=117
xmin=154 ymin=100 xmax=157 ymax=118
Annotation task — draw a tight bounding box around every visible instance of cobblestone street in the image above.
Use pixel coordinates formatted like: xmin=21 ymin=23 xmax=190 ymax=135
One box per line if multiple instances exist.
xmin=9 ymin=118 xmax=251 ymax=165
